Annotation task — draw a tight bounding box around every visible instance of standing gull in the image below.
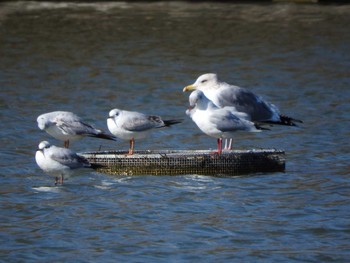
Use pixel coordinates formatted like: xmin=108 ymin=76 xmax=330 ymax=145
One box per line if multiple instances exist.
xmin=35 ymin=141 xmax=93 ymax=185
xmin=37 ymin=111 xmax=117 ymax=148
xmin=107 ymin=108 xmax=182 ymax=155
xmin=183 ymin=73 xmax=302 ymax=126
xmin=183 ymin=73 xmax=302 ymax=149
xmin=186 ymin=90 xmax=268 ymax=154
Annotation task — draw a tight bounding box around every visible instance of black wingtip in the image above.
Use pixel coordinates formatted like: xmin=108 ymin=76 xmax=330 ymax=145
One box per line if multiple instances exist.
xmin=94 ymin=133 xmax=118 ymax=141
xmin=254 ymin=123 xmax=270 ymax=131
xmin=262 ymin=115 xmax=303 ymax=127
xmin=280 ymin=114 xmax=303 ymax=126
xmin=163 ymin=119 xmax=183 ymax=127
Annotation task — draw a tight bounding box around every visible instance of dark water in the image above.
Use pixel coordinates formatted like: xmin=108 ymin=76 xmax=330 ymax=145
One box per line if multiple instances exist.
xmin=1 ymin=2 xmax=349 ymax=262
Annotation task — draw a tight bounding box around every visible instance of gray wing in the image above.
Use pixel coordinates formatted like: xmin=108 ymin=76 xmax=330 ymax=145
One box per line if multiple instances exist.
xmin=121 ymin=113 xmax=163 ymax=132
xmin=49 ymin=148 xmax=91 ymax=169
xmin=55 ymin=114 xmax=100 ymax=136
xmin=217 ymin=86 xmax=278 ymax=122
xmin=210 ymin=109 xmax=251 ymax=132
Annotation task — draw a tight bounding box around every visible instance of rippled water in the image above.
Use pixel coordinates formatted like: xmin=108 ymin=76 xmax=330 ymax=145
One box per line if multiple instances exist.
xmin=1 ymin=2 xmax=349 ymax=262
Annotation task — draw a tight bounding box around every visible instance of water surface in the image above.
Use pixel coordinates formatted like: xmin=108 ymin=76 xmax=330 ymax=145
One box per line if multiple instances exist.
xmin=0 ymin=2 xmax=349 ymax=262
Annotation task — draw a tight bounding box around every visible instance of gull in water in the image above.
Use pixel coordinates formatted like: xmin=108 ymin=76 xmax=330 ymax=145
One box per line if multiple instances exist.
xmin=35 ymin=141 xmax=93 ymax=185
xmin=107 ymin=108 xmax=182 ymax=155
xmin=183 ymin=73 xmax=302 ymax=148
xmin=186 ymin=90 xmax=268 ymax=154
xmin=37 ymin=111 xmax=117 ymax=148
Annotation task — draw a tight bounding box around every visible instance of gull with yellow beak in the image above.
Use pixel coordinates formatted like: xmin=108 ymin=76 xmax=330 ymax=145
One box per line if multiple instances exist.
xmin=183 ymin=73 xmax=302 ymax=148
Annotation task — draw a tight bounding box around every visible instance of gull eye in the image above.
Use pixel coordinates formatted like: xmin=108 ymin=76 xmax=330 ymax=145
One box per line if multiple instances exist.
xmin=44 ymin=143 xmax=51 ymax=149
xmin=201 ymin=79 xmax=207 ymax=84
xmin=110 ymin=110 xmax=119 ymax=117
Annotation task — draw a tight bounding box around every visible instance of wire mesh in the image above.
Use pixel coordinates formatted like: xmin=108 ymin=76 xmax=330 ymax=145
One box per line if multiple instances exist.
xmin=81 ymin=149 xmax=285 ymax=176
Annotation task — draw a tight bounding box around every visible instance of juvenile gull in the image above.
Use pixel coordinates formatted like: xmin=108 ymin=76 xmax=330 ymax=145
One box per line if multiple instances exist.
xmin=107 ymin=108 xmax=182 ymax=155
xmin=186 ymin=90 xmax=268 ymax=154
xmin=35 ymin=141 xmax=93 ymax=185
xmin=37 ymin=111 xmax=117 ymax=148
xmin=184 ymin=73 xmax=302 ymax=126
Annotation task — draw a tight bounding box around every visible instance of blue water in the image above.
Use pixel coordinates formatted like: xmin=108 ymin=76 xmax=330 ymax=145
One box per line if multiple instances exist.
xmin=0 ymin=2 xmax=349 ymax=262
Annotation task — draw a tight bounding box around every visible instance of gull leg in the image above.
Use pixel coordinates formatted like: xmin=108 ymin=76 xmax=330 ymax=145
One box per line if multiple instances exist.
xmin=60 ymin=175 xmax=64 ymax=185
xmin=224 ymin=139 xmax=228 ymax=150
xmin=64 ymin=140 xmax=70 ymax=148
xmin=217 ymin=138 xmax=222 ymax=155
xmin=55 ymin=177 xmax=58 ymax=186
xmin=128 ymin=138 xmax=135 ymax=155
xmin=228 ymin=138 xmax=233 ymax=150
xmin=210 ymin=138 xmax=222 ymax=156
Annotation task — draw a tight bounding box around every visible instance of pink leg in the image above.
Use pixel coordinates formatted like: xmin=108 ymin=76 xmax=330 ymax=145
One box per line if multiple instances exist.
xmin=128 ymin=138 xmax=135 ymax=155
xmin=210 ymin=138 xmax=223 ymax=155
xmin=217 ymin=138 xmax=222 ymax=155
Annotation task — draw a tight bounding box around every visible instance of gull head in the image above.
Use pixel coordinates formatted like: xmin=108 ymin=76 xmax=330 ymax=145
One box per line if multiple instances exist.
xmin=183 ymin=73 xmax=219 ymax=92
xmin=38 ymin=141 xmax=51 ymax=151
xmin=108 ymin=109 xmax=122 ymax=119
xmin=37 ymin=114 xmax=52 ymax=130
xmin=188 ymin=90 xmax=212 ymax=110
xmin=189 ymin=90 xmax=202 ymax=108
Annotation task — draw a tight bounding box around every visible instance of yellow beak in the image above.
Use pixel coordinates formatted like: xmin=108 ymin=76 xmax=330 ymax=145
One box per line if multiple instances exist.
xmin=183 ymin=84 xmax=196 ymax=92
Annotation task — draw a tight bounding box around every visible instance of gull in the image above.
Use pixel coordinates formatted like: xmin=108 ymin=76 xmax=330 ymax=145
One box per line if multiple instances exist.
xmin=35 ymin=141 xmax=93 ymax=185
xmin=184 ymin=73 xmax=302 ymax=125
xmin=107 ymin=108 xmax=182 ymax=155
xmin=37 ymin=111 xmax=117 ymax=148
xmin=183 ymin=73 xmax=302 ymax=148
xmin=186 ymin=90 xmax=268 ymax=154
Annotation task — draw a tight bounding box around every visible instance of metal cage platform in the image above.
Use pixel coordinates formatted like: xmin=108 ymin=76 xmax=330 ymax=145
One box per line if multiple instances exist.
xmin=81 ymin=149 xmax=285 ymax=176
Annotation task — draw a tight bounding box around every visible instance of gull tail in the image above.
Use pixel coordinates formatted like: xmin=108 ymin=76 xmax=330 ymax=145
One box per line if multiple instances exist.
xmin=262 ymin=114 xmax=303 ymax=127
xmin=163 ymin=119 xmax=183 ymax=127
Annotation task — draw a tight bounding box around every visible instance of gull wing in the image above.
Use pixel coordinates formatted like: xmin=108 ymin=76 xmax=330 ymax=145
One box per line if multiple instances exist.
xmin=217 ymin=86 xmax=279 ymax=122
xmin=210 ymin=109 xmax=253 ymax=132
xmin=121 ymin=113 xmax=163 ymax=132
xmin=55 ymin=114 xmax=100 ymax=136
xmin=49 ymin=147 xmax=91 ymax=169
